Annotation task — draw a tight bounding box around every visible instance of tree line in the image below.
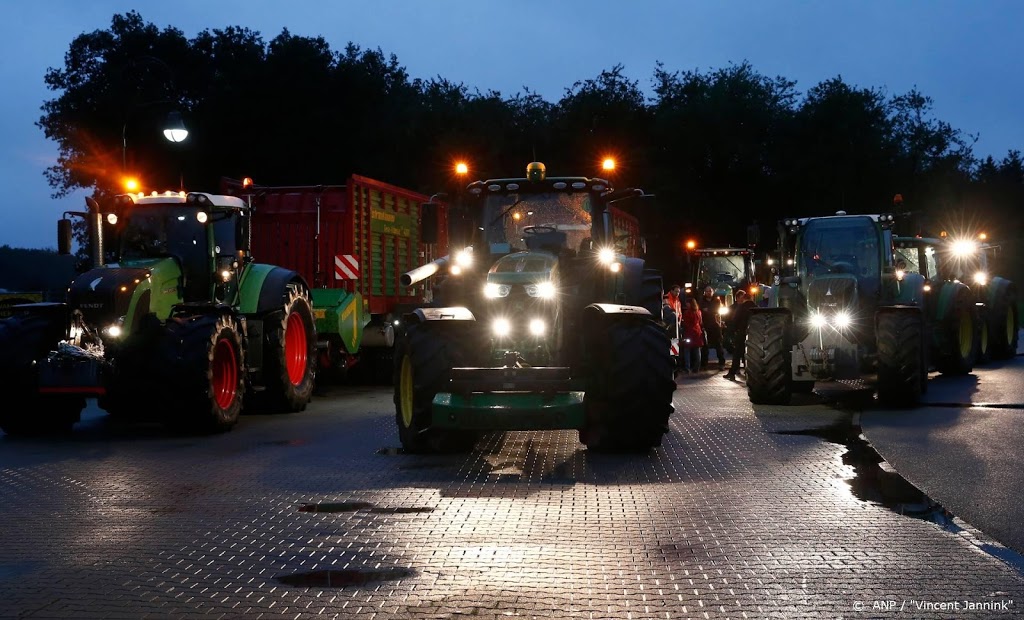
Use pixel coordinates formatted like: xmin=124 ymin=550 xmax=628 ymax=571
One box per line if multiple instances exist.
xmin=38 ymin=12 xmax=1023 ymax=282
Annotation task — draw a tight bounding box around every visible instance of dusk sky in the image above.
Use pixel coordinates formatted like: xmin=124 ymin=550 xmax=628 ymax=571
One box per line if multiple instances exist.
xmin=3 ymin=1 xmax=1022 ymax=249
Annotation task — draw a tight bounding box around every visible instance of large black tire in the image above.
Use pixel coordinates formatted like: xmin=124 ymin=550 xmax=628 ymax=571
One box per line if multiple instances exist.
xmin=989 ymin=290 xmax=1019 ymax=360
xmin=639 ymin=269 xmax=664 ymax=319
xmin=877 ymin=310 xmax=925 ymax=408
xmin=974 ymin=312 xmax=991 ymax=366
xmin=100 ymin=313 xmax=166 ymax=421
xmin=0 ymin=314 xmax=82 ymax=436
xmin=393 ymin=321 xmax=481 ymax=454
xmin=934 ymin=289 xmax=976 ymax=375
xmin=163 ymin=314 xmax=245 ymax=434
xmin=745 ymin=312 xmax=792 ymax=405
xmin=580 ymin=316 xmax=675 ymax=452
xmin=260 ymin=289 xmax=317 ymax=412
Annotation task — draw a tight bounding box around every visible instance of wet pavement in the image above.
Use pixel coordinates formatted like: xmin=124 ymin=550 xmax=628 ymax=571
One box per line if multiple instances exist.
xmin=0 ymin=368 xmax=1022 ymax=618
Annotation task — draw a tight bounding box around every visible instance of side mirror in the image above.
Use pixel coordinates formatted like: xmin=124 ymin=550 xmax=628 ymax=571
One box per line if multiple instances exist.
xmin=58 ymin=219 xmax=73 ymax=255
xmin=420 ymin=202 xmax=439 ymax=244
xmin=235 ymin=211 xmax=251 ymax=253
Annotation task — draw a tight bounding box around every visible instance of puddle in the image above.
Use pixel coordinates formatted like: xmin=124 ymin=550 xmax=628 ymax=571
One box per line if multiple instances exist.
xmin=276 ymin=567 xmax=415 ymax=587
xmin=777 ymin=419 xmax=953 ymax=524
xmin=298 ymin=501 xmax=433 ymax=514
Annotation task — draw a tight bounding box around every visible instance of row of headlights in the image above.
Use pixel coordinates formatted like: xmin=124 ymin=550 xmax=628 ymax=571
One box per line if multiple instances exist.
xmin=493 ymin=318 xmax=547 ymax=337
xmin=809 ymin=311 xmax=852 ymax=329
xmin=484 ymin=281 xmax=556 ymax=299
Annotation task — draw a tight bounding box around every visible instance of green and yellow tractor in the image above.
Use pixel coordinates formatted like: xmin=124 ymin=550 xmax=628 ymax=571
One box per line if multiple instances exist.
xmin=745 ymin=210 xmax=978 ymax=407
xmin=394 ymin=162 xmax=675 ymax=453
xmin=0 ymin=190 xmax=317 ymax=435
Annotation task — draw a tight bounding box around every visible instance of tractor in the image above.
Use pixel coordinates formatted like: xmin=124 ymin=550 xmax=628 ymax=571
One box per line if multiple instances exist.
xmin=744 ymin=210 xmax=978 ymax=407
xmin=895 ymin=234 xmax=1018 ymax=364
xmin=0 ymin=190 xmax=317 ymax=436
xmin=394 ymin=162 xmax=675 ymax=453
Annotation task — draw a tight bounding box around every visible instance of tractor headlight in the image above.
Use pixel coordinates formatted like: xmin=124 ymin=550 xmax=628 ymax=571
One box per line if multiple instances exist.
xmin=896 ymin=269 xmax=905 ymax=281
xmin=484 ymin=282 xmax=511 ymax=298
xmin=454 ymin=248 xmax=473 ymax=268
xmin=492 ymin=318 xmax=511 ymax=337
xmin=103 ymin=316 xmax=126 ymax=339
xmin=529 ymin=318 xmax=546 ymax=336
xmin=833 ymin=311 xmax=852 ymax=329
xmin=974 ymin=271 xmax=988 ymax=285
xmin=526 ymin=281 xmax=555 ymax=299
xmin=718 ymin=306 xmax=729 ymax=316
xmin=598 ymin=247 xmax=616 ymax=265
xmin=810 ymin=312 xmax=827 ymax=329
xmin=609 ymin=262 xmax=622 ymax=273
xmin=952 ymin=239 xmax=978 ymax=256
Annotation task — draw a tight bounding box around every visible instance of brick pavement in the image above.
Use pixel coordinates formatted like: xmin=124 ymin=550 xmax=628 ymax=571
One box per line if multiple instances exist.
xmin=0 ymin=375 xmax=1021 ymax=618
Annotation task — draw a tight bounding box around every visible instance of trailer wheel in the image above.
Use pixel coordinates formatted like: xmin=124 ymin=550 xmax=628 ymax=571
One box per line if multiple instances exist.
xmin=580 ymin=315 xmax=675 ymax=452
xmin=262 ymin=289 xmax=317 ymax=412
xmin=990 ymin=290 xmax=1019 ymax=360
xmin=163 ymin=314 xmax=244 ymax=433
xmin=0 ymin=314 xmax=82 ymax=436
xmin=393 ymin=321 xmax=479 ymax=454
xmin=877 ymin=310 xmax=924 ymax=408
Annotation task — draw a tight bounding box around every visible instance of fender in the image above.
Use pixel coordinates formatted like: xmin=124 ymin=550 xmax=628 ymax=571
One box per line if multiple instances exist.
xmin=406 ymin=307 xmax=476 ymax=323
xmin=935 ymin=281 xmax=971 ymax=322
xmin=620 ymin=257 xmax=645 ymax=306
xmin=986 ymin=276 xmax=1015 ymax=308
xmin=237 ymin=264 xmax=309 ymax=314
xmin=584 ymin=303 xmax=650 ymax=317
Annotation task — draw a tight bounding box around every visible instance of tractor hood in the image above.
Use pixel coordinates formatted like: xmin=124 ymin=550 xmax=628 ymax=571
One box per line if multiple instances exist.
xmin=68 ymin=257 xmax=183 ymax=331
xmin=486 ymin=251 xmax=558 ymax=286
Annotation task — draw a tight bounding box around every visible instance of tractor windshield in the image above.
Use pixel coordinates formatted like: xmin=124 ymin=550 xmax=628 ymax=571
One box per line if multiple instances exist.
xmin=121 ymin=205 xmax=209 ymax=266
xmin=698 ymin=255 xmax=747 ymax=287
xmin=483 ymin=192 xmax=593 ymax=253
xmin=798 ymin=216 xmax=881 ymax=295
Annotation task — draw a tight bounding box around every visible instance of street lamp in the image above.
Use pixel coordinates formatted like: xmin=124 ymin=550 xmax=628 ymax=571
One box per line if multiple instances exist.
xmin=119 ymin=56 xmax=189 ymax=187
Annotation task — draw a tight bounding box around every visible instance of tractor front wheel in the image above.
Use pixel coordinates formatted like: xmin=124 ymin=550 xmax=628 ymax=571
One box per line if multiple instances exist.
xmin=745 ymin=312 xmax=792 ymax=405
xmin=393 ymin=321 xmax=480 ymax=454
xmin=580 ymin=315 xmax=675 ymax=452
xmin=877 ymin=310 xmax=925 ymax=408
xmin=261 ymin=289 xmax=317 ymax=412
xmin=989 ymin=291 xmax=1019 ymax=360
xmin=163 ymin=314 xmax=245 ymax=433
xmin=935 ymin=290 xmax=976 ymax=375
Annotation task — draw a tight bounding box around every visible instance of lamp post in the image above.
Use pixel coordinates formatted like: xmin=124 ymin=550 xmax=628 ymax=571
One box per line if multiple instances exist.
xmin=120 ymin=56 xmax=189 ymax=190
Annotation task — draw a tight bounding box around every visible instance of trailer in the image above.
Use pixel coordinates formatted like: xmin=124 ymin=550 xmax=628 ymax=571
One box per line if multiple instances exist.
xmin=223 ymin=175 xmax=447 ymax=381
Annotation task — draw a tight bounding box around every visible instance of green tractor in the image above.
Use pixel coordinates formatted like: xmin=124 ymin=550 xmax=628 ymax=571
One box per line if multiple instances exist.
xmin=894 ymin=234 xmax=1018 ymax=363
xmin=0 ymin=190 xmax=317 ymax=436
xmin=395 ymin=162 xmax=675 ymax=453
xmin=745 ymin=211 xmax=978 ymax=407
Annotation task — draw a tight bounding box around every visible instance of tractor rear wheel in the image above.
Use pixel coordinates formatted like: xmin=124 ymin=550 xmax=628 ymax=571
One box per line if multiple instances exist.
xmin=0 ymin=314 xmax=82 ymax=436
xmin=260 ymin=289 xmax=316 ymax=412
xmin=935 ymin=291 xmax=976 ymax=375
xmin=163 ymin=314 xmax=244 ymax=433
xmin=393 ymin=321 xmax=480 ymax=454
xmin=745 ymin=312 xmax=792 ymax=405
xmin=989 ymin=291 xmax=1019 ymax=360
xmin=877 ymin=310 xmax=924 ymax=408
xmin=580 ymin=315 xmax=675 ymax=452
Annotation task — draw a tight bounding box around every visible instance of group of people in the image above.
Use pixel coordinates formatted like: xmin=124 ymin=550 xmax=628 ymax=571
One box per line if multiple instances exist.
xmin=664 ymin=284 xmax=756 ymax=381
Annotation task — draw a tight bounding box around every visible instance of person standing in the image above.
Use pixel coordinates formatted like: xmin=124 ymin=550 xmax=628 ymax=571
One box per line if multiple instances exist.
xmin=723 ymin=289 xmax=756 ymax=381
xmin=680 ymin=297 xmax=705 ymax=374
xmin=699 ymin=286 xmax=726 ymax=370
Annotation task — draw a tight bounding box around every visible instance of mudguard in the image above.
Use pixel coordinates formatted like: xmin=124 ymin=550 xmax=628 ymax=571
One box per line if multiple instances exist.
xmin=237 ymin=264 xmax=308 ymax=314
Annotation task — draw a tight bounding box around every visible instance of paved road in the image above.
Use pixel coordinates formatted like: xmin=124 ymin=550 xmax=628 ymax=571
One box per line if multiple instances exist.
xmin=0 ymin=371 xmax=1021 ymax=618
xmin=863 ymin=343 xmax=1024 ymax=559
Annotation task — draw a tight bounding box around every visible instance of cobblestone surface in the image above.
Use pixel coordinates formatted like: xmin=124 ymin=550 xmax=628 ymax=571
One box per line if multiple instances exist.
xmin=0 ymin=376 xmax=1021 ymax=618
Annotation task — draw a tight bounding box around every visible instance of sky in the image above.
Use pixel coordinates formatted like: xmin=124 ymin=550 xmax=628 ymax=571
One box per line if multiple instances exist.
xmin=2 ymin=0 xmax=1022 ymax=249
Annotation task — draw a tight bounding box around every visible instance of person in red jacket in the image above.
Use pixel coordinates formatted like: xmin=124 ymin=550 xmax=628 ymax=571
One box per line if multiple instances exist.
xmin=680 ymin=297 xmax=705 ymax=374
